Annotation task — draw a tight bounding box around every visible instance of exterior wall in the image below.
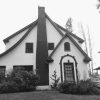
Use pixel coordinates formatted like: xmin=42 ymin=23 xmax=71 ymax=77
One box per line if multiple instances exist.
xmin=46 ymin=19 xmax=62 ymax=55
xmin=0 ymin=26 xmax=37 ymax=74
xmin=5 ymin=29 xmax=29 ymax=50
xmin=49 ymin=37 xmax=89 ymax=85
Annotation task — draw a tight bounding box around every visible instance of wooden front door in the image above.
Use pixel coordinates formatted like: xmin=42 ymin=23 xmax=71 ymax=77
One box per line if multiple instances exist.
xmin=64 ymin=63 xmax=75 ymax=82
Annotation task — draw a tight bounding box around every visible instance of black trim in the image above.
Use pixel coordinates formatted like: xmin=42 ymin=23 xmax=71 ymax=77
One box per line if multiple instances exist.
xmin=60 ymin=54 xmax=78 ymax=83
xmin=0 ymin=20 xmax=37 ymax=57
xmin=55 ymin=22 xmax=84 ymax=43
xmin=36 ymin=7 xmax=49 ymax=85
xmin=48 ymin=32 xmax=91 ymax=63
xmin=45 ymin=13 xmax=63 ymax=36
xmin=3 ymin=22 xmax=34 ymax=44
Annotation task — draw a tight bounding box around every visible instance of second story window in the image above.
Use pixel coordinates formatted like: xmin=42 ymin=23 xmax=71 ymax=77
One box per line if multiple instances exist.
xmin=64 ymin=42 xmax=70 ymax=51
xmin=48 ymin=43 xmax=54 ymax=50
xmin=25 ymin=43 xmax=33 ymax=53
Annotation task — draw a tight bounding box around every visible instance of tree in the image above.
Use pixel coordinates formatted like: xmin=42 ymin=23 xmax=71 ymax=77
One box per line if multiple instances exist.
xmin=78 ymin=23 xmax=93 ymax=75
xmin=66 ymin=17 xmax=73 ymax=32
xmin=97 ymin=0 xmax=100 ymax=12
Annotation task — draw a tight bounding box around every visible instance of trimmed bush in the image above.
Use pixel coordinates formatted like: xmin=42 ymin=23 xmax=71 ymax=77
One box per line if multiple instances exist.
xmin=58 ymin=79 xmax=100 ymax=95
xmin=77 ymin=80 xmax=94 ymax=94
xmin=0 ymin=68 xmax=39 ymax=93
xmin=58 ymin=81 xmax=78 ymax=94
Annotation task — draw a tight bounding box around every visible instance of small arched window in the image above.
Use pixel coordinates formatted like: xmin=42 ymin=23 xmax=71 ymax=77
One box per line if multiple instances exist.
xmin=64 ymin=42 xmax=70 ymax=51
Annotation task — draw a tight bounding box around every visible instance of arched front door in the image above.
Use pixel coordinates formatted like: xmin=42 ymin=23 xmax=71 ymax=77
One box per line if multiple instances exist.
xmin=60 ymin=54 xmax=78 ymax=83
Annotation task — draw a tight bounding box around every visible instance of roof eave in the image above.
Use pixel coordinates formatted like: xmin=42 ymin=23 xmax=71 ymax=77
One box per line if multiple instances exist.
xmin=83 ymin=57 xmax=91 ymax=63
xmin=3 ymin=22 xmax=34 ymax=44
xmin=55 ymin=23 xmax=84 ymax=43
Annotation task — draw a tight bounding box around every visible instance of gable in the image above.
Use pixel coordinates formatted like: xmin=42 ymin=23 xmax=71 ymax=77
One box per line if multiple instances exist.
xmin=0 ymin=20 xmax=37 ymax=58
xmin=57 ymin=25 xmax=83 ymax=46
xmin=49 ymin=36 xmax=90 ymax=63
xmin=0 ymin=22 xmax=37 ymax=67
xmin=47 ymin=32 xmax=91 ymax=63
xmin=55 ymin=23 xmax=84 ymax=43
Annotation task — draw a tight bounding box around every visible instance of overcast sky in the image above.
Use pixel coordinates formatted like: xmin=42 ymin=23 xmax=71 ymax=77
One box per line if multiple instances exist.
xmin=0 ymin=0 xmax=99 ymax=68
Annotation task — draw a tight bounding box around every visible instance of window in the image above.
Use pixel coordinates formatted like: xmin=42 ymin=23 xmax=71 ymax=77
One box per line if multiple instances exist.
xmin=13 ymin=65 xmax=33 ymax=72
xmin=64 ymin=42 xmax=70 ymax=51
xmin=64 ymin=63 xmax=74 ymax=82
xmin=0 ymin=66 xmax=6 ymax=74
xmin=26 ymin=43 xmax=33 ymax=53
xmin=48 ymin=43 xmax=54 ymax=50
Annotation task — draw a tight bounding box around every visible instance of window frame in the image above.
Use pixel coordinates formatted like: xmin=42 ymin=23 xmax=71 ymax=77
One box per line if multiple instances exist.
xmin=0 ymin=66 xmax=6 ymax=74
xmin=13 ymin=65 xmax=33 ymax=72
xmin=64 ymin=42 xmax=70 ymax=51
xmin=48 ymin=43 xmax=54 ymax=50
xmin=25 ymin=43 xmax=33 ymax=53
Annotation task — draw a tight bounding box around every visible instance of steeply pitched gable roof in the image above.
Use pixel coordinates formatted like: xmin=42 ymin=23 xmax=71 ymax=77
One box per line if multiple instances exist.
xmin=1 ymin=7 xmax=90 ymax=62
xmin=47 ymin=30 xmax=91 ymax=63
xmin=0 ymin=20 xmax=37 ymax=57
xmin=55 ymin=23 xmax=84 ymax=43
xmin=3 ymin=22 xmax=34 ymax=44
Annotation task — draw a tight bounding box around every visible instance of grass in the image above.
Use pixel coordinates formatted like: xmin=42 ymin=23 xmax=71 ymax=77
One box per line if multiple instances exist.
xmin=0 ymin=91 xmax=100 ymax=100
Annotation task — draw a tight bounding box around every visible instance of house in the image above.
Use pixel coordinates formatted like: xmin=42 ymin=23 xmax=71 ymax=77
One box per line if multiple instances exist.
xmin=0 ymin=7 xmax=91 ymax=89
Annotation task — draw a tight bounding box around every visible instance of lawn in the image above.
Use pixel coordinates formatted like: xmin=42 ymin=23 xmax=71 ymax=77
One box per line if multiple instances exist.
xmin=0 ymin=91 xmax=100 ymax=100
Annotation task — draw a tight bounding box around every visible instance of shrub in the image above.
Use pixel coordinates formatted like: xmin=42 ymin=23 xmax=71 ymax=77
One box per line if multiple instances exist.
xmin=0 ymin=72 xmax=5 ymax=83
xmin=0 ymin=81 xmax=19 ymax=93
xmin=77 ymin=79 xmax=94 ymax=94
xmin=58 ymin=79 xmax=100 ymax=95
xmin=58 ymin=81 xmax=78 ymax=94
xmin=0 ymin=68 xmax=39 ymax=93
xmin=50 ymin=70 xmax=60 ymax=90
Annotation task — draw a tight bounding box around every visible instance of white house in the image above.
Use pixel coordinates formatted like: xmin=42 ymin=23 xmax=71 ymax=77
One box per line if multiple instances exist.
xmin=0 ymin=7 xmax=91 ymax=89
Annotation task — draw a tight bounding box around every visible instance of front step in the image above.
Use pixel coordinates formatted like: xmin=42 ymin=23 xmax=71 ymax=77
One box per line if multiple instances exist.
xmin=36 ymin=85 xmax=51 ymax=90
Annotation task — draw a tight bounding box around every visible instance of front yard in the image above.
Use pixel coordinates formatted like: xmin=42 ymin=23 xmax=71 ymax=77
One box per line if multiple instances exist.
xmin=0 ymin=91 xmax=100 ymax=100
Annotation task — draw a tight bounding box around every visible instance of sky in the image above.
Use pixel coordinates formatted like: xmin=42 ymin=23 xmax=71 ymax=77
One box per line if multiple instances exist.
xmin=0 ymin=0 xmax=99 ymax=69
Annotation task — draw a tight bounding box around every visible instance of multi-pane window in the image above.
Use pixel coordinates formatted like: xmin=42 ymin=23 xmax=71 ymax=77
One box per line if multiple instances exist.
xmin=48 ymin=43 xmax=54 ymax=50
xmin=64 ymin=42 xmax=70 ymax=51
xmin=25 ymin=43 xmax=33 ymax=53
xmin=13 ymin=65 xmax=33 ymax=72
xmin=64 ymin=63 xmax=74 ymax=82
xmin=0 ymin=66 xmax=6 ymax=74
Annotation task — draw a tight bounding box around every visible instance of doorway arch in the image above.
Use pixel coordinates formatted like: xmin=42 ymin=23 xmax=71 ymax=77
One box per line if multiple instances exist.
xmin=60 ymin=54 xmax=78 ymax=83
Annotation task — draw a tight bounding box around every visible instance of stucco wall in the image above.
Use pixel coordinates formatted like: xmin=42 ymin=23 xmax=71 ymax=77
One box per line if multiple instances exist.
xmin=46 ymin=19 xmax=62 ymax=55
xmin=0 ymin=26 xmax=37 ymax=74
xmin=5 ymin=29 xmax=29 ymax=50
xmin=46 ymin=18 xmax=89 ymax=85
xmin=49 ymin=37 xmax=89 ymax=85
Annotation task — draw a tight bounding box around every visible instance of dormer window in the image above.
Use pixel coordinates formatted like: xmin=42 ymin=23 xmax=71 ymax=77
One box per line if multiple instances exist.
xmin=64 ymin=42 xmax=70 ymax=51
xmin=25 ymin=43 xmax=33 ymax=53
xmin=48 ymin=43 xmax=54 ymax=50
